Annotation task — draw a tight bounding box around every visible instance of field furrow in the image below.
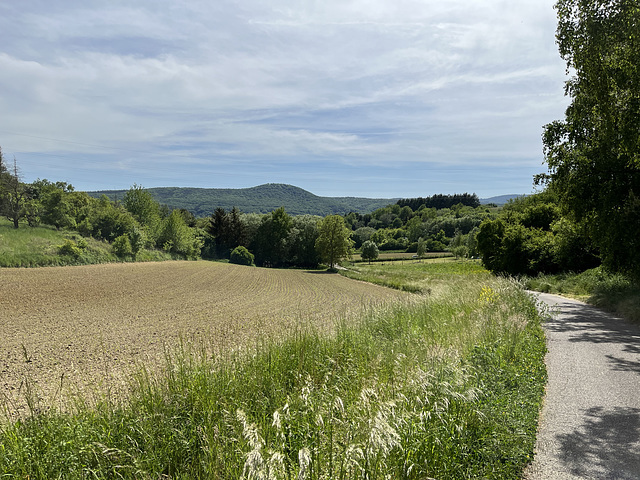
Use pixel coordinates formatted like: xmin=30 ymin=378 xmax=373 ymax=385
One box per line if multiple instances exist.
xmin=1 ymin=261 xmax=407 ymax=416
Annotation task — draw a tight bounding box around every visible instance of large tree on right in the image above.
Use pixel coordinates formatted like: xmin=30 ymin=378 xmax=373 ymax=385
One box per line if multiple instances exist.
xmin=541 ymin=0 xmax=640 ymax=276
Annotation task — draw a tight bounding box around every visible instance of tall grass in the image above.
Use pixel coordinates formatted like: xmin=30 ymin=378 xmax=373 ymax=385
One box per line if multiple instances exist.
xmin=0 ymin=270 xmax=546 ymax=479
xmin=525 ymin=266 xmax=640 ymax=322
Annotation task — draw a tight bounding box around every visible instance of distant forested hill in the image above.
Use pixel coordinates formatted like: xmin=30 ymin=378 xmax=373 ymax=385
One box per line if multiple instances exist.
xmin=87 ymin=184 xmax=521 ymax=217
xmin=88 ymin=184 xmax=398 ymax=217
xmin=479 ymin=194 xmax=524 ymax=205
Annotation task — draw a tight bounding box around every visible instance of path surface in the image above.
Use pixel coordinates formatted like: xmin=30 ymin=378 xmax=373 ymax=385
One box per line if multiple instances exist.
xmin=525 ymin=293 xmax=640 ymax=479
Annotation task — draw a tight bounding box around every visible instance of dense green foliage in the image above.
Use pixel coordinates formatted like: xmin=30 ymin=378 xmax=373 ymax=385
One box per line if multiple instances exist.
xmin=315 ymin=215 xmax=354 ymax=269
xmin=476 ymin=192 xmax=599 ymax=276
xmin=0 ymin=161 xmax=203 ymax=262
xmin=230 ymin=245 xmax=255 ymax=266
xmin=201 ymin=199 xmax=493 ymax=270
xmin=0 ymin=219 xmax=171 ymax=267
xmin=2 ymin=148 xmax=496 ymax=270
xmin=360 ymin=240 xmax=379 ymax=263
xmin=0 ymin=264 xmax=546 ymax=479
xmin=89 ymin=184 xmax=396 ymax=217
xmin=345 ymin=201 xmax=492 ymax=257
xmin=397 ymin=193 xmax=480 ymax=210
xmin=540 ymin=0 xmax=640 ymax=277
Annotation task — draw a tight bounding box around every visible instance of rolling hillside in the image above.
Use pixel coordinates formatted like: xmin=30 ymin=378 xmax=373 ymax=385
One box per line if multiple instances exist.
xmin=88 ymin=184 xmax=398 ymax=217
xmin=88 ymin=184 xmax=520 ymax=217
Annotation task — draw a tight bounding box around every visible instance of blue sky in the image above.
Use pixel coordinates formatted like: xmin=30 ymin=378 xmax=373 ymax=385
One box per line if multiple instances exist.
xmin=0 ymin=0 xmax=568 ymax=199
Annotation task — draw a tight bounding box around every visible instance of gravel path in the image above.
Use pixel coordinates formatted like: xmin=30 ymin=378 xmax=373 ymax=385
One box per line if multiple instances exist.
xmin=525 ymin=292 xmax=640 ymax=479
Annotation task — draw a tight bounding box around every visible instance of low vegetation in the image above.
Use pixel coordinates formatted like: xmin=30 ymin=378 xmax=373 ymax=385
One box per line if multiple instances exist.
xmin=0 ymin=261 xmax=546 ymax=479
xmin=0 ymin=261 xmax=404 ymax=417
xmin=0 ymin=219 xmax=171 ymax=267
xmin=342 ymin=258 xmax=488 ymax=294
xmin=525 ymin=267 xmax=640 ymax=323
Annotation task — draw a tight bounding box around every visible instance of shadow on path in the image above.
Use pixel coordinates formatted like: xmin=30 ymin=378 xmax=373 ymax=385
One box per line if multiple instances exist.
xmin=526 ymin=293 xmax=640 ymax=479
xmin=543 ymin=299 xmax=640 ymax=375
xmin=557 ymin=406 xmax=640 ymax=479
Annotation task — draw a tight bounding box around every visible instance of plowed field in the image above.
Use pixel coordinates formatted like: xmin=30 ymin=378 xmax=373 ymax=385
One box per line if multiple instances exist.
xmin=1 ymin=261 xmax=407 ymax=416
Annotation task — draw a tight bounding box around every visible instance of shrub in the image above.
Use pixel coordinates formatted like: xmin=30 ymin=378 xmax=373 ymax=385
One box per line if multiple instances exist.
xmin=157 ymin=210 xmax=202 ymax=259
xmin=112 ymin=234 xmax=133 ymax=258
xmin=230 ymin=246 xmax=254 ymax=266
xmin=75 ymin=237 xmax=88 ymax=250
xmin=57 ymin=239 xmax=83 ymax=258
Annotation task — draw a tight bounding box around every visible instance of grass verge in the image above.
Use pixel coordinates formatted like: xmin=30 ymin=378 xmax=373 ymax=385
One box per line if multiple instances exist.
xmin=0 ymin=267 xmax=546 ymax=479
xmin=525 ymin=266 xmax=640 ymax=323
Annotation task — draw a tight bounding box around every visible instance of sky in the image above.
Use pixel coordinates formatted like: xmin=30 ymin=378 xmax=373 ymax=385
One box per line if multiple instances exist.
xmin=0 ymin=0 xmax=569 ymax=199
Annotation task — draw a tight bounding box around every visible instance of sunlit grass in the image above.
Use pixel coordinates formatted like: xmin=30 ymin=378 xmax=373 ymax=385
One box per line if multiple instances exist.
xmin=0 ymin=219 xmax=170 ymax=267
xmin=341 ymin=257 xmax=489 ymax=294
xmin=525 ymin=266 xmax=640 ymax=322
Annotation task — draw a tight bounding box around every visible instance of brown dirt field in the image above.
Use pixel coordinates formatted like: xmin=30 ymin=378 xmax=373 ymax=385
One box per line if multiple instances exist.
xmin=1 ymin=261 xmax=407 ymax=417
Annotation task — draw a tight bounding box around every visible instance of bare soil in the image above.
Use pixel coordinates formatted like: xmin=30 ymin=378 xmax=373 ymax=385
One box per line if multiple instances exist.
xmin=1 ymin=261 xmax=407 ymax=417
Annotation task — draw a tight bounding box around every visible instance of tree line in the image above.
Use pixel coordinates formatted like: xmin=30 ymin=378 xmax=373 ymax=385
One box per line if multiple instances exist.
xmin=0 ymin=155 xmax=201 ymax=259
xmin=0 ymin=155 xmax=355 ymax=268
xmin=396 ymin=193 xmax=480 ymax=211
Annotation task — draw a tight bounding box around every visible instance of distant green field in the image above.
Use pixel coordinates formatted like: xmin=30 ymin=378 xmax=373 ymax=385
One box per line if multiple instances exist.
xmin=342 ymin=257 xmax=487 ymax=293
xmin=351 ymin=250 xmax=453 ymax=262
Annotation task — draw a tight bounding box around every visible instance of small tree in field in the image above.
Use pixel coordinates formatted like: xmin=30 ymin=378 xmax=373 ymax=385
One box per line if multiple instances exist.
xmin=416 ymin=237 xmax=427 ymax=260
xmin=315 ymin=215 xmax=354 ymax=270
xmin=361 ymin=240 xmax=379 ymax=264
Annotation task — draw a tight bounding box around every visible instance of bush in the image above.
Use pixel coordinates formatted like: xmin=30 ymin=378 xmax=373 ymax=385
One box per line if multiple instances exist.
xmin=57 ymin=239 xmax=83 ymax=258
xmin=157 ymin=210 xmax=202 ymax=259
xmin=112 ymin=234 xmax=133 ymax=258
xmin=230 ymin=246 xmax=254 ymax=266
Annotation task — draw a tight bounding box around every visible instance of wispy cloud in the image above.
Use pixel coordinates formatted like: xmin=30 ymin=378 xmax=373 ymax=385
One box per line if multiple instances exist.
xmin=0 ymin=0 xmax=567 ymax=198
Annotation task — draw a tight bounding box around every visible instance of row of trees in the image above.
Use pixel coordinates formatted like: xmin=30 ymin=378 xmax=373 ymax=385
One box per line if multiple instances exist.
xmin=203 ymin=207 xmax=353 ymax=268
xmin=0 ymin=155 xmax=201 ymax=259
xmin=204 ymin=198 xmax=492 ymax=267
xmin=476 ymin=191 xmax=599 ymax=276
xmin=343 ymin=201 xmax=489 ymax=259
xmin=396 ymin=193 xmax=481 ymax=211
xmin=3 ymin=147 xmax=488 ymax=269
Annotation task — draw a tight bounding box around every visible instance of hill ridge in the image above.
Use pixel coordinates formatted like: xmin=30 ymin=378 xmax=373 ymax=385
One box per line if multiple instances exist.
xmin=88 ymin=183 xmax=397 ymax=217
xmin=87 ymin=184 xmax=520 ymax=217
